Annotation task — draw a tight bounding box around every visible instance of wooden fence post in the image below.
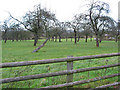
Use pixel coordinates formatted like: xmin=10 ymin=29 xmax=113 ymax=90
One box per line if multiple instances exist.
xmin=67 ymin=56 xmax=73 ymax=84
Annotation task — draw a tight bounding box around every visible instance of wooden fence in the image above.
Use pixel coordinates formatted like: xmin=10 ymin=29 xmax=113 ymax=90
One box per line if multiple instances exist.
xmin=0 ymin=53 xmax=120 ymax=88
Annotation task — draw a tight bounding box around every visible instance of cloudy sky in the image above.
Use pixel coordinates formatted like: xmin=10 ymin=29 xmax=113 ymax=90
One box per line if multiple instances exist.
xmin=0 ymin=0 xmax=119 ymax=22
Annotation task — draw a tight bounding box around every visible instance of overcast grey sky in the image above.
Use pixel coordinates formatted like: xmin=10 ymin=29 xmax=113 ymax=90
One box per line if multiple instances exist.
xmin=0 ymin=0 xmax=119 ymax=22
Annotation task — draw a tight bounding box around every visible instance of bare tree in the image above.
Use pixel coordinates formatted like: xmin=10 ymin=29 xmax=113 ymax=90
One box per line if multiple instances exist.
xmin=2 ymin=18 xmax=12 ymax=43
xmin=57 ymin=22 xmax=66 ymax=42
xmin=66 ymin=15 xmax=82 ymax=44
xmin=10 ymin=4 xmax=55 ymax=46
xmin=98 ymin=16 xmax=116 ymax=43
xmin=81 ymin=24 xmax=92 ymax=42
xmin=109 ymin=20 xmax=119 ymax=42
xmin=88 ymin=1 xmax=110 ymax=47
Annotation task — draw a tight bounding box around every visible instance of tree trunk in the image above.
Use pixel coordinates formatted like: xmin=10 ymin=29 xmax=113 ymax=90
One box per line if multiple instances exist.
xmin=16 ymin=38 xmax=18 ymax=42
xmin=85 ymin=35 xmax=88 ymax=42
xmin=55 ymin=35 xmax=57 ymax=42
xmin=59 ymin=35 xmax=62 ymax=42
xmin=99 ymin=39 xmax=102 ymax=43
xmin=96 ymin=36 xmax=99 ymax=47
xmin=34 ymin=34 xmax=38 ymax=46
xmin=12 ymin=39 xmax=14 ymax=42
xmin=77 ymin=36 xmax=80 ymax=42
xmin=99 ymin=36 xmax=102 ymax=43
xmin=74 ymin=30 xmax=77 ymax=44
xmin=16 ymin=36 xmax=18 ymax=41
xmin=4 ymin=39 xmax=7 ymax=43
xmin=32 ymin=38 xmax=49 ymax=53
xmin=66 ymin=36 xmax=67 ymax=42
xmin=3 ymin=31 xmax=7 ymax=43
xmin=90 ymin=36 xmax=92 ymax=42
xmin=48 ymin=38 xmax=50 ymax=41
xmin=48 ymin=35 xmax=50 ymax=41
xmin=115 ymin=35 xmax=118 ymax=42
xmin=52 ymin=36 xmax=54 ymax=41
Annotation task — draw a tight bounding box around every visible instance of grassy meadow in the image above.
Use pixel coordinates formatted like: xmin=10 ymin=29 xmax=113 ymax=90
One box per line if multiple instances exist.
xmin=2 ymin=39 xmax=119 ymax=88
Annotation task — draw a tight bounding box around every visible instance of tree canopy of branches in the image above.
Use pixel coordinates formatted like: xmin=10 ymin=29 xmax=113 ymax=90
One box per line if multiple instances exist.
xmin=86 ymin=0 xmax=114 ymax=47
xmin=10 ymin=4 xmax=56 ymax=46
xmin=2 ymin=17 xmax=12 ymax=43
xmin=66 ymin=15 xmax=82 ymax=44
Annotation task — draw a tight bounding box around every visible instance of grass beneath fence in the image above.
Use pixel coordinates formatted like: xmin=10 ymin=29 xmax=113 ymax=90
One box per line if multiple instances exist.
xmin=2 ymin=39 xmax=119 ymax=88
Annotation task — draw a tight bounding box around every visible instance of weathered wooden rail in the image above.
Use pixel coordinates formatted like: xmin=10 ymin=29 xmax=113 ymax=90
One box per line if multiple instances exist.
xmin=1 ymin=53 xmax=119 ymax=68
xmin=1 ymin=53 xmax=120 ymax=88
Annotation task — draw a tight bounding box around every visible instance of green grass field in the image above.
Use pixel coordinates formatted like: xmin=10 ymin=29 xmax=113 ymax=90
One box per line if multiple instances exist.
xmin=2 ymin=39 xmax=119 ymax=88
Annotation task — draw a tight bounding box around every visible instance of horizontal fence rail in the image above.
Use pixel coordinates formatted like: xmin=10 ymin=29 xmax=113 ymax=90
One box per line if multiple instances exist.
xmin=1 ymin=63 xmax=119 ymax=84
xmin=0 ymin=53 xmax=120 ymax=68
xmin=43 ymin=73 xmax=120 ymax=88
xmin=93 ymin=82 xmax=120 ymax=89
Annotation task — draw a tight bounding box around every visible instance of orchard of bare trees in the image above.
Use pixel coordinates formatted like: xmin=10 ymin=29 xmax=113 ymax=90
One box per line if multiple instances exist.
xmin=1 ymin=1 xmax=119 ymax=47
